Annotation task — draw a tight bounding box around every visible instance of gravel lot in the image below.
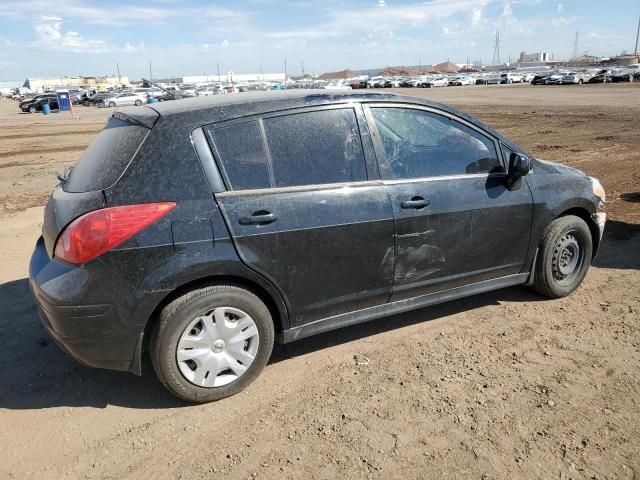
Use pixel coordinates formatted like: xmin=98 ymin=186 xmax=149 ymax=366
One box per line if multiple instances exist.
xmin=0 ymin=84 xmax=638 ymax=480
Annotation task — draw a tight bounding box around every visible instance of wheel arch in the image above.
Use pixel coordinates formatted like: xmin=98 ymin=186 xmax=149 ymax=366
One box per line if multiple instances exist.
xmin=142 ymin=274 xmax=289 ymax=353
xmin=557 ymin=207 xmax=600 ymax=259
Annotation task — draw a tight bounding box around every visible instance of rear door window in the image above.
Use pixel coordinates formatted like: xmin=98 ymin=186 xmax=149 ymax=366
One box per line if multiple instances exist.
xmin=208 ymin=107 xmax=367 ymax=191
xmin=64 ymin=117 xmax=149 ymax=192
xmin=263 ymin=108 xmax=366 ymax=188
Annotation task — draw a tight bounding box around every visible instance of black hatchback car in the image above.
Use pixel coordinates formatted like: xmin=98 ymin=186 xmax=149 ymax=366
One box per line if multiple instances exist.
xmin=20 ymin=93 xmax=59 ymax=113
xmin=30 ymin=91 xmax=606 ymax=403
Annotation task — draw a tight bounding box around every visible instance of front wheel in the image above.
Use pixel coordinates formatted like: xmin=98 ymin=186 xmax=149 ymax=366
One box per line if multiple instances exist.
xmin=151 ymin=285 xmax=275 ymax=403
xmin=531 ymin=215 xmax=593 ymax=298
xmin=29 ymin=106 xmax=37 ymax=113
xmin=134 ymin=99 xmax=142 ymax=106
xmin=108 ymin=101 xmax=116 ymax=107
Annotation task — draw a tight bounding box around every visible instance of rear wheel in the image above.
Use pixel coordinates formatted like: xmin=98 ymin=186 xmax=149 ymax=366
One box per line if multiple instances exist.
xmin=151 ymin=285 xmax=275 ymax=403
xmin=134 ymin=99 xmax=142 ymax=106
xmin=532 ymin=215 xmax=592 ymax=298
xmin=108 ymin=101 xmax=116 ymax=107
xmin=29 ymin=106 xmax=37 ymax=113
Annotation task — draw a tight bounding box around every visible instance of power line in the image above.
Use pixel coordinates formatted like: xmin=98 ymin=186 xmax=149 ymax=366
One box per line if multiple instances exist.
xmin=635 ymin=14 xmax=639 ymax=55
xmin=492 ymin=31 xmax=501 ymax=65
xmin=572 ymin=31 xmax=580 ymax=59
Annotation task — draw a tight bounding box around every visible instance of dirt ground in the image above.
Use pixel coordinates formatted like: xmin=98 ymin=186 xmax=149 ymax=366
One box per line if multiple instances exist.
xmin=0 ymin=84 xmax=638 ymax=480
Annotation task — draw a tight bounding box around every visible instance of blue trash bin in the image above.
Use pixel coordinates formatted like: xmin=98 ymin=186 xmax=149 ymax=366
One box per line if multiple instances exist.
xmin=42 ymin=102 xmax=51 ymax=115
xmin=147 ymin=96 xmax=159 ymax=104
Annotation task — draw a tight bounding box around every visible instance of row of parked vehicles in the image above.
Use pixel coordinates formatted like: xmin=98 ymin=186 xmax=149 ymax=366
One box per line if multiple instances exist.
xmin=318 ymin=65 xmax=640 ymax=90
xmin=530 ymin=66 xmax=640 ymax=85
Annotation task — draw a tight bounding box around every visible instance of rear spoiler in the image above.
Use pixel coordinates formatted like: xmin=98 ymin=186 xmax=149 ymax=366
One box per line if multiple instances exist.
xmin=112 ymin=108 xmax=159 ymax=129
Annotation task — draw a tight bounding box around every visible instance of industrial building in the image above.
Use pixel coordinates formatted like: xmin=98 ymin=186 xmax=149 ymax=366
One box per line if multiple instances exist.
xmin=22 ymin=76 xmax=129 ymax=93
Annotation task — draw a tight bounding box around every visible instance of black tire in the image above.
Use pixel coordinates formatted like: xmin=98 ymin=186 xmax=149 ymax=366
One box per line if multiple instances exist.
xmin=82 ymin=100 xmax=89 ymax=107
xmin=151 ymin=284 xmax=275 ymax=403
xmin=532 ymin=215 xmax=593 ymax=298
xmin=134 ymin=99 xmax=142 ymax=106
xmin=108 ymin=101 xmax=116 ymax=107
xmin=29 ymin=106 xmax=37 ymax=113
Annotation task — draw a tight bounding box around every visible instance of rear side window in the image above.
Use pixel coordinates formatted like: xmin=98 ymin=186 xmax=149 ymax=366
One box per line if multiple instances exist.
xmin=208 ymin=108 xmax=367 ymax=191
xmin=263 ymin=109 xmax=366 ymax=188
xmin=64 ymin=118 xmax=149 ymax=192
xmin=209 ymin=121 xmax=270 ymax=190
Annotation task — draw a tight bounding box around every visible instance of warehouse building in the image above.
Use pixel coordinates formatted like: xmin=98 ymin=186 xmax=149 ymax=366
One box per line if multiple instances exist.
xmin=22 ymin=75 xmax=129 ymax=93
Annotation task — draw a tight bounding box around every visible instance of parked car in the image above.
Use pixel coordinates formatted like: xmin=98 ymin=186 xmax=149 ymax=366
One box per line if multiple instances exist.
xmin=83 ymin=92 xmax=118 ymax=107
xmin=531 ymin=72 xmax=551 ymax=85
xmin=477 ymin=73 xmax=502 ymax=85
xmin=101 ymin=93 xmax=144 ymax=107
xmin=324 ymin=82 xmax=352 ymax=90
xmin=19 ymin=93 xmax=58 ymax=113
xmin=545 ymin=71 xmax=569 ymax=85
xmin=196 ymin=86 xmax=223 ymax=96
xmin=426 ymin=76 xmax=449 ymax=87
xmin=368 ymin=76 xmax=392 ymax=88
xmin=500 ymin=73 xmax=522 ymax=84
xmin=450 ymin=75 xmax=473 ymax=86
xmin=521 ymin=72 xmax=536 ymax=83
xmin=610 ymin=68 xmax=636 ymax=83
xmin=588 ymin=69 xmax=613 ymax=83
xmin=30 ymin=91 xmax=606 ymax=403
xmin=561 ymin=71 xmax=591 ymax=84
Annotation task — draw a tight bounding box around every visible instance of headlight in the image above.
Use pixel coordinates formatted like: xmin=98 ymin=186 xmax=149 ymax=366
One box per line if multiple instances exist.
xmin=590 ymin=177 xmax=605 ymax=203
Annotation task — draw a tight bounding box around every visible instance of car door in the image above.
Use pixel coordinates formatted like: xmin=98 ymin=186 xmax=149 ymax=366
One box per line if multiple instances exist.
xmin=207 ymin=105 xmax=395 ymax=326
xmin=364 ymin=104 xmax=533 ymax=302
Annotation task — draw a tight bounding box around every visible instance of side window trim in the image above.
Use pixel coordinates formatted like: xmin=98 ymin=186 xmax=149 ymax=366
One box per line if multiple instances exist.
xmin=363 ymin=103 xmax=506 ymax=181
xmin=191 ymin=127 xmax=227 ymax=193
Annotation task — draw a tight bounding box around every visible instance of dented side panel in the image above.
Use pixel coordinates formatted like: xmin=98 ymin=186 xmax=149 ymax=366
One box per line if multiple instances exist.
xmin=385 ymin=174 xmax=533 ymax=301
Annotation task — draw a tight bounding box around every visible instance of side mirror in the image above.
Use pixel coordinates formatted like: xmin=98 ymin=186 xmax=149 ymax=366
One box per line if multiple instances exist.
xmin=507 ymin=152 xmax=531 ymax=189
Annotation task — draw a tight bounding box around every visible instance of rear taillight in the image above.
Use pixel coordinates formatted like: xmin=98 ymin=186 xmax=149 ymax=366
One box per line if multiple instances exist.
xmin=54 ymin=202 xmax=176 ymax=264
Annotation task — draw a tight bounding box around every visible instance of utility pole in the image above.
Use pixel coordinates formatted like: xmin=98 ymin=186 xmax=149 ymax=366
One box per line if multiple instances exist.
xmin=217 ymin=62 xmax=221 ymax=83
xmin=116 ymin=63 xmax=121 ymax=86
xmin=284 ymin=58 xmax=287 ymax=82
xmin=301 ymin=60 xmax=305 ymax=77
xmin=149 ymin=60 xmax=152 ymax=83
xmin=492 ymin=31 xmax=501 ymax=65
xmin=635 ymin=14 xmax=640 ymax=55
xmin=572 ymin=31 xmax=579 ymax=60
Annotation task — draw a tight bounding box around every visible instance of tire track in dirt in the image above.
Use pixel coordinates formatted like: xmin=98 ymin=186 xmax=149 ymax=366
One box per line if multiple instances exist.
xmin=0 ymin=145 xmax=86 ymax=159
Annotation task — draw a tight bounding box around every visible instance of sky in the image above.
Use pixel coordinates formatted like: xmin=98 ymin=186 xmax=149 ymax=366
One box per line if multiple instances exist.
xmin=0 ymin=0 xmax=638 ymax=81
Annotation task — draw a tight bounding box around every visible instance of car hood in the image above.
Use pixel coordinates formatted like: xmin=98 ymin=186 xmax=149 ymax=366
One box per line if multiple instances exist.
xmin=532 ymin=158 xmax=585 ymax=177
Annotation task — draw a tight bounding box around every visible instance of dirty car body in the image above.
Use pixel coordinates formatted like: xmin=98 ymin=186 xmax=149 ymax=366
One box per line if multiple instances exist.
xmin=29 ymin=91 xmax=606 ymax=400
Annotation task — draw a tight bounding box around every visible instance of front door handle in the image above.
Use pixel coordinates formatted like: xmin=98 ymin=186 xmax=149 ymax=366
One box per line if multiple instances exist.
xmin=401 ymin=197 xmax=430 ymax=209
xmin=239 ymin=210 xmax=278 ymax=225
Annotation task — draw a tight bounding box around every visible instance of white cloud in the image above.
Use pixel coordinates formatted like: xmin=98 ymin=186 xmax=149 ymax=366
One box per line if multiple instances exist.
xmin=557 ymin=3 xmax=564 ymax=14
xmin=471 ymin=7 xmax=484 ymax=26
xmin=125 ymin=41 xmax=145 ymax=53
xmin=32 ymin=15 xmax=110 ymax=53
xmin=0 ymin=0 xmax=176 ymax=26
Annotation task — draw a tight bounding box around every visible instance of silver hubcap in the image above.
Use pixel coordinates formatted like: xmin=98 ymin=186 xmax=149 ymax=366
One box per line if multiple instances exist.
xmin=552 ymin=233 xmax=583 ymax=283
xmin=176 ymin=307 xmax=259 ymax=388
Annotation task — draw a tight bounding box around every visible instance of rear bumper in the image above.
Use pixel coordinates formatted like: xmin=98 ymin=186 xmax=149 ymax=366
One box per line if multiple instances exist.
xmin=29 ymin=237 xmax=156 ymax=374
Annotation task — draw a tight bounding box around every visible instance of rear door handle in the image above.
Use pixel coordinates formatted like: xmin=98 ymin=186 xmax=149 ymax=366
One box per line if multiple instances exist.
xmin=401 ymin=197 xmax=430 ymax=209
xmin=239 ymin=210 xmax=278 ymax=225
